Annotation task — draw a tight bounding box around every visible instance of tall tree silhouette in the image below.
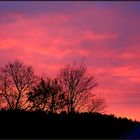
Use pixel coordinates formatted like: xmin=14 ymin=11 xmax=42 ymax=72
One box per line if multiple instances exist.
xmin=28 ymin=77 xmax=67 ymax=113
xmin=58 ymin=62 xmax=99 ymax=113
xmin=0 ymin=60 xmax=35 ymax=110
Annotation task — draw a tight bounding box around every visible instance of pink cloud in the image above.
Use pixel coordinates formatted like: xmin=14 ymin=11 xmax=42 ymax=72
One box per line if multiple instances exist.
xmin=84 ymin=31 xmax=119 ymax=40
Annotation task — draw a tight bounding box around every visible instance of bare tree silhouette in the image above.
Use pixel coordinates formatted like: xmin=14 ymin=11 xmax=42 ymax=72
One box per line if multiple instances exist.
xmin=0 ymin=60 xmax=35 ymax=110
xmin=28 ymin=77 xmax=67 ymax=113
xmin=86 ymin=97 xmax=106 ymax=113
xmin=58 ymin=62 xmax=103 ymax=113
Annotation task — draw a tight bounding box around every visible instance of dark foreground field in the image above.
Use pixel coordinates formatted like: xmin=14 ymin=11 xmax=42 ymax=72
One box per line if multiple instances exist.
xmin=0 ymin=110 xmax=138 ymax=139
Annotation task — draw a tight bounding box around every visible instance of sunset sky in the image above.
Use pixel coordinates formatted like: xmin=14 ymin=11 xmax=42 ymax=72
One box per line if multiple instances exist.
xmin=0 ymin=1 xmax=140 ymax=120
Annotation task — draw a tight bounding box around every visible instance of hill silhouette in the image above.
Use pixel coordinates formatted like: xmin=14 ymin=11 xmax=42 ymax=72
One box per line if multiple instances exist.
xmin=0 ymin=60 xmax=139 ymax=138
xmin=0 ymin=109 xmax=138 ymax=139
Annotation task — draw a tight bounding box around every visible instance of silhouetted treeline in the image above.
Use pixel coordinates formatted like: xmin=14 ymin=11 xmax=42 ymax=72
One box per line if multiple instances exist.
xmin=0 ymin=60 xmax=106 ymax=113
xmin=0 ymin=109 xmax=138 ymax=139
